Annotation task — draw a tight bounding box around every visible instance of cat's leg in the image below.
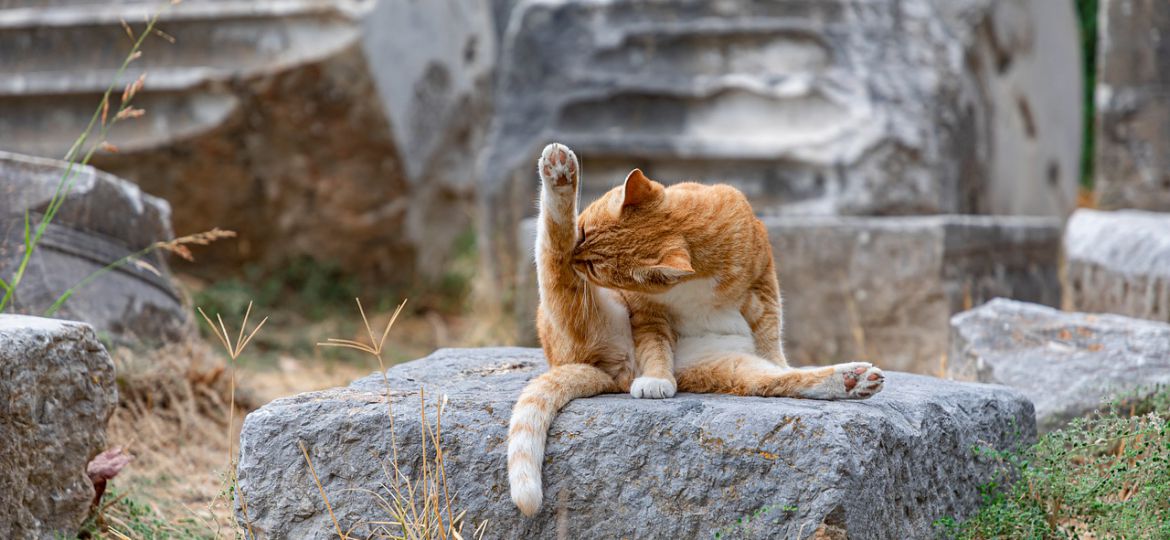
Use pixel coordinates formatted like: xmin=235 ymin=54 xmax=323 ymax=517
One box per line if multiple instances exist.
xmin=534 ymin=143 xmax=597 ymax=337
xmin=741 ymin=259 xmax=790 ymax=367
xmin=629 ymin=301 xmax=676 ymax=399
xmin=676 ymin=353 xmax=884 ymax=399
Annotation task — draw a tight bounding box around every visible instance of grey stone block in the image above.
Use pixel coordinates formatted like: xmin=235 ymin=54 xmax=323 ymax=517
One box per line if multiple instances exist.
xmin=949 ymin=299 xmax=1170 ymax=433
xmin=237 ymin=347 xmax=1035 ymax=539
xmin=1063 ymin=209 xmax=1170 ymax=323
xmin=0 ymin=315 xmax=117 ymax=539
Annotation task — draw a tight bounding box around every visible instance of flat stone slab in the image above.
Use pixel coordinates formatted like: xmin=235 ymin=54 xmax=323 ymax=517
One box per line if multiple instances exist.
xmin=517 ymin=214 xmax=1062 ymax=374
xmin=949 ymin=299 xmax=1170 ymax=433
xmin=1063 ymin=209 xmax=1170 ymax=323
xmin=0 ymin=315 xmax=117 ymax=539
xmin=238 ymin=347 xmax=1035 ymax=539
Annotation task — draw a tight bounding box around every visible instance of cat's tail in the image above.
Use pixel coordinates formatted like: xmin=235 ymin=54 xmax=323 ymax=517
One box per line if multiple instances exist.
xmin=508 ymin=363 xmax=615 ymax=516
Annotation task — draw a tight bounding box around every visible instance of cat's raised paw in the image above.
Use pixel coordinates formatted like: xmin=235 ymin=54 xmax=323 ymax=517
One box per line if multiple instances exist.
xmin=630 ymin=376 xmax=676 ymax=399
xmin=538 ymin=143 xmax=578 ymax=190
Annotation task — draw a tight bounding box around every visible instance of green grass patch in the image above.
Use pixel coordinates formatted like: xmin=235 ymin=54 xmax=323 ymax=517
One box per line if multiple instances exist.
xmin=936 ymin=386 xmax=1170 ymax=539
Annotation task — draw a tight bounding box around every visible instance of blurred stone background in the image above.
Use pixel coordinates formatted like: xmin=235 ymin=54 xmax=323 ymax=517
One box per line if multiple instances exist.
xmin=1 ymin=0 xmax=1167 ymax=372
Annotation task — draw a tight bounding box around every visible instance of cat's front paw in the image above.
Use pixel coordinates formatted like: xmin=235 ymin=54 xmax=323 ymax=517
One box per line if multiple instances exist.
xmin=630 ymin=376 xmax=676 ymax=399
xmin=538 ymin=143 xmax=578 ymax=191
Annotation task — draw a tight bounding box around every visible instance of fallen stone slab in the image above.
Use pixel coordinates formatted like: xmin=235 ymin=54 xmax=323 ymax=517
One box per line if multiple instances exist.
xmin=1094 ymin=0 xmax=1170 ymax=211
xmin=1063 ymin=209 xmax=1170 ymax=323
xmin=0 ymin=315 xmax=117 ymax=539
xmin=949 ymin=299 xmax=1170 ymax=433
xmin=517 ymin=214 xmax=1062 ymax=373
xmin=1 ymin=151 xmax=188 ymax=343
xmin=479 ymin=0 xmax=1082 ymax=300
xmin=238 ymin=347 xmax=1035 ymax=539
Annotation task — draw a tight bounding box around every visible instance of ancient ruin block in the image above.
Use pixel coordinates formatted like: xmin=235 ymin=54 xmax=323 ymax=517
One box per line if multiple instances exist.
xmin=481 ymin=0 xmax=1082 ymax=293
xmin=0 ymin=0 xmax=495 ymax=282
xmin=1063 ymin=209 xmax=1170 ymax=323
xmin=239 ymin=347 xmax=1035 ymax=538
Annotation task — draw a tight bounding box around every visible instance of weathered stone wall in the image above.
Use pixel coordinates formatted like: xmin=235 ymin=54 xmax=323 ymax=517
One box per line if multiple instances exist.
xmin=1094 ymin=0 xmax=1170 ymax=210
xmin=1063 ymin=209 xmax=1170 ymax=323
xmin=481 ymin=0 xmax=1082 ymax=296
xmin=238 ymin=348 xmax=1035 ymax=539
xmin=518 ymin=215 xmax=1062 ymax=374
xmin=0 ymin=316 xmax=117 ymax=539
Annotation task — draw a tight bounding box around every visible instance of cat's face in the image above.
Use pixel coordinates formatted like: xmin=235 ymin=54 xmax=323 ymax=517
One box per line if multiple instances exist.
xmin=572 ymin=169 xmax=695 ymax=293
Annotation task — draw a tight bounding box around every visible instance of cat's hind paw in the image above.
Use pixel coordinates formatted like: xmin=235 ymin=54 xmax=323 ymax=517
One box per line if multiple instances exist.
xmin=802 ymin=362 xmax=884 ymax=400
xmin=630 ymin=376 xmax=676 ymax=399
xmin=840 ymin=362 xmax=883 ymax=399
xmin=538 ymin=143 xmax=578 ymax=191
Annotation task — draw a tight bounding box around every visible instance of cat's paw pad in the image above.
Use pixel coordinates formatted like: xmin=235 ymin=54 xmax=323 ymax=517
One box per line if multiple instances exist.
xmin=840 ymin=362 xmax=884 ymax=399
xmin=538 ymin=143 xmax=578 ymax=190
xmin=630 ymin=376 xmax=676 ymax=399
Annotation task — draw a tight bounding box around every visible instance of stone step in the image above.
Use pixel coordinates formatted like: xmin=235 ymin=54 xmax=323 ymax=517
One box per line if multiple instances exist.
xmin=237 ymin=347 xmax=1035 ymax=539
xmin=515 ymin=214 xmax=1064 ymax=375
xmin=949 ymin=299 xmax=1170 ymax=433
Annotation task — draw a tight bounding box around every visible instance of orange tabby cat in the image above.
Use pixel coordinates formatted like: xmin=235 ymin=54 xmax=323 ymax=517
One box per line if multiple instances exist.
xmin=507 ymin=143 xmax=884 ymax=516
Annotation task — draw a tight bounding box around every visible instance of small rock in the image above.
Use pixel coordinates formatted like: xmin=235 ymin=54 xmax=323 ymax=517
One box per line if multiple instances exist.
xmin=1063 ymin=209 xmax=1170 ymax=323
xmin=0 ymin=315 xmax=117 ymax=539
xmin=238 ymin=347 xmax=1034 ymax=539
xmin=949 ymin=299 xmax=1170 ymax=433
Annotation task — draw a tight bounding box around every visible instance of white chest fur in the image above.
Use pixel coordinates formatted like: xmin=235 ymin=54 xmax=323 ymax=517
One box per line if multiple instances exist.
xmin=651 ymin=278 xmax=752 ymax=338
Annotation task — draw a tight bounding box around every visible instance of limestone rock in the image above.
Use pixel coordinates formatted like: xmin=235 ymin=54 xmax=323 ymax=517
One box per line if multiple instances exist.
xmin=949 ymin=299 xmax=1170 ymax=432
xmin=1063 ymin=209 xmax=1170 ymax=323
xmin=0 ymin=315 xmax=117 ymax=539
xmin=0 ymin=151 xmax=188 ymax=343
xmin=238 ymin=347 xmax=1035 ymax=539
xmin=0 ymin=0 xmax=495 ymax=283
xmin=480 ymin=0 xmax=1082 ymax=294
xmin=1094 ymin=0 xmax=1170 ymax=211
xmin=517 ymin=215 xmax=1062 ymax=374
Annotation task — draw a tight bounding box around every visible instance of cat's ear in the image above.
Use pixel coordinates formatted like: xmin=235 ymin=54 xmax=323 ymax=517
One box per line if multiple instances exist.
xmin=639 ymin=248 xmax=694 ymax=284
xmin=621 ymin=168 xmax=661 ymax=208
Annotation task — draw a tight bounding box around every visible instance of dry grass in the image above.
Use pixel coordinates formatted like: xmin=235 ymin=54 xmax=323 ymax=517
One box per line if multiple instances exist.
xmin=313 ymin=299 xmax=487 ymax=540
xmin=95 ymin=332 xmax=375 ymax=537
